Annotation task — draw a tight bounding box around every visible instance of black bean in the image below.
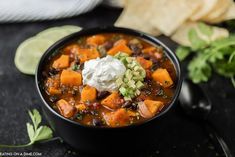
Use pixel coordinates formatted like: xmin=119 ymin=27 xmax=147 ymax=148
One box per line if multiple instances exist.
xmin=80 ymin=63 xmax=84 ymax=70
xmin=142 ymin=53 xmax=151 ymax=60
xmin=74 ymin=55 xmax=80 ymax=65
xmin=42 ymin=71 xmax=48 ymax=78
xmin=97 ymin=45 xmax=107 ymax=57
xmin=92 ymin=118 xmax=102 ymax=126
xmin=150 ymin=57 xmax=158 ymax=64
xmin=49 ymin=68 xmax=59 ymax=76
xmin=129 ymin=44 xmax=141 ymax=55
xmin=61 ymin=85 xmax=68 ymax=94
xmin=90 ymin=110 xmax=98 ymax=115
xmin=71 ymin=90 xmax=77 ymax=95
xmin=103 ymin=41 xmax=113 ymax=50
xmin=129 ymin=39 xmax=143 ymax=48
xmin=151 ymin=63 xmax=160 ymax=71
xmin=122 ymin=101 xmax=132 ymax=108
xmin=131 ymin=103 xmax=138 ymax=110
xmin=49 ymin=96 xmax=58 ymax=103
xmin=97 ymin=91 xmax=110 ymax=100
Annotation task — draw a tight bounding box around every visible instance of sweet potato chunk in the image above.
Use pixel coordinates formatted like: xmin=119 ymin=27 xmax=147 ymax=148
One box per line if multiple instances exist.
xmin=103 ymin=108 xmax=131 ymax=127
xmin=56 ymin=99 xmax=76 ymax=118
xmin=87 ymin=35 xmax=105 ymax=46
xmin=152 ymin=68 xmax=173 ymax=88
xmin=77 ymin=48 xmax=100 ymax=63
xmin=107 ymin=41 xmax=132 ymax=56
xmin=75 ymin=103 xmax=87 ymax=111
xmin=63 ymin=44 xmax=80 ymax=54
xmin=48 ymin=87 xmax=61 ymax=95
xmin=101 ymin=92 xmax=123 ymax=110
xmin=136 ymin=57 xmax=153 ymax=69
xmin=114 ymin=39 xmax=127 ymax=46
xmin=46 ymin=78 xmax=61 ymax=95
xmin=60 ymin=70 xmax=82 ymax=86
xmin=138 ymin=100 xmax=164 ymax=118
xmin=52 ymin=55 xmax=70 ymax=69
xmin=142 ymin=47 xmax=156 ymax=54
xmin=81 ymin=85 xmax=97 ymax=102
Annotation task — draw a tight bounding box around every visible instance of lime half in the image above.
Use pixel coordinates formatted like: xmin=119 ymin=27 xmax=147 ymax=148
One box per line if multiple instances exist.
xmin=37 ymin=26 xmax=82 ymax=42
xmin=60 ymin=25 xmax=82 ymax=33
xmin=15 ymin=25 xmax=82 ymax=75
xmin=15 ymin=37 xmax=53 ymax=75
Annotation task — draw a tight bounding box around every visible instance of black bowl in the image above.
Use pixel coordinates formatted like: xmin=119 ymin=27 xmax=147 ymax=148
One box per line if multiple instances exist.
xmin=35 ymin=27 xmax=182 ymax=155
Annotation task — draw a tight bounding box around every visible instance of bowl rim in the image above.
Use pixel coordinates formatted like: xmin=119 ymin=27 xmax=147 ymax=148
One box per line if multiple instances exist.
xmin=35 ymin=26 xmax=182 ymax=130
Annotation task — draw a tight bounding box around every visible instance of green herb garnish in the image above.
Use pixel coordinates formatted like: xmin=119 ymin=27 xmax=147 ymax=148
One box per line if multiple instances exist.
xmin=0 ymin=109 xmax=53 ymax=148
xmin=72 ymin=64 xmax=80 ymax=71
xmin=76 ymin=113 xmax=83 ymax=120
xmin=176 ymin=22 xmax=235 ymax=87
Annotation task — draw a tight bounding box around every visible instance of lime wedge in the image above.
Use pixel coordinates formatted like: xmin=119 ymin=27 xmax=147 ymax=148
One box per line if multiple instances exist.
xmin=15 ymin=37 xmax=53 ymax=75
xmin=15 ymin=25 xmax=82 ymax=75
xmin=60 ymin=25 xmax=82 ymax=33
xmin=37 ymin=28 xmax=71 ymax=42
xmin=37 ymin=26 xmax=82 ymax=42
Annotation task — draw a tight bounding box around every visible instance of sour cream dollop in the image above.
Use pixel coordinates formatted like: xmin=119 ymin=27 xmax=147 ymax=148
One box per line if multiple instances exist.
xmin=82 ymin=55 xmax=126 ymax=92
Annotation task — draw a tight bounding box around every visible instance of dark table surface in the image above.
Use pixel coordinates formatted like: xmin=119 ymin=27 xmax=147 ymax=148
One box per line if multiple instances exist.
xmin=0 ymin=6 xmax=235 ymax=157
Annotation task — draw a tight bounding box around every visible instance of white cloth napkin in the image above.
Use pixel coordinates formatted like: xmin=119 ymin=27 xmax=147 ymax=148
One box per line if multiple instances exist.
xmin=0 ymin=0 xmax=117 ymax=22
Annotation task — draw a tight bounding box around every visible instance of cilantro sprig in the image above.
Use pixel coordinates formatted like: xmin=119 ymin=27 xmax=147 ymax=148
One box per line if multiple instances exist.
xmin=0 ymin=109 xmax=53 ymax=148
xmin=176 ymin=22 xmax=235 ymax=87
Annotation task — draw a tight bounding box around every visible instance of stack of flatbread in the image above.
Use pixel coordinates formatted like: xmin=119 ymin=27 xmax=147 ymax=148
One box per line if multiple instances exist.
xmin=115 ymin=0 xmax=235 ymax=47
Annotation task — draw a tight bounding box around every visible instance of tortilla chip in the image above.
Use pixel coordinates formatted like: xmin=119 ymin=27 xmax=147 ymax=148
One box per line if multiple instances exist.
xmin=171 ymin=22 xmax=229 ymax=46
xmin=115 ymin=0 xmax=161 ymax=36
xmin=202 ymin=0 xmax=232 ymax=21
xmin=190 ymin=0 xmax=218 ymax=21
xmin=206 ymin=2 xmax=235 ymax=23
xmin=147 ymin=0 xmax=201 ymax=36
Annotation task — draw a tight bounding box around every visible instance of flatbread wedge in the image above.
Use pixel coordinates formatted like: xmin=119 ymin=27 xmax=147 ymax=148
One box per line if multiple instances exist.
xmin=202 ymin=0 xmax=232 ymax=21
xmin=206 ymin=2 xmax=235 ymax=23
xmin=115 ymin=0 xmax=161 ymax=36
xmin=147 ymin=0 xmax=201 ymax=36
xmin=190 ymin=0 xmax=218 ymax=21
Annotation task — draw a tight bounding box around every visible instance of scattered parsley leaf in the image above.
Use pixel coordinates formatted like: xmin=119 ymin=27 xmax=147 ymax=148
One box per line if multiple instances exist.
xmin=29 ymin=109 xmax=42 ymax=130
xmin=33 ymin=126 xmax=53 ymax=142
xmin=27 ymin=123 xmax=35 ymax=142
xmin=0 ymin=109 xmax=53 ymax=148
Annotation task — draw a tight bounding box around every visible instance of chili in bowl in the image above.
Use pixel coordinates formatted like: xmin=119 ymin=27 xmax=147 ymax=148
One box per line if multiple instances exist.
xmin=36 ymin=27 xmax=182 ymax=154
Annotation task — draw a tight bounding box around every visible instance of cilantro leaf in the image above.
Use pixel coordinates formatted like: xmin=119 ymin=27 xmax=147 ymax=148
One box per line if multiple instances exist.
xmin=198 ymin=22 xmax=213 ymax=38
xmin=180 ymin=29 xmax=235 ymax=87
xmin=207 ymin=49 xmax=224 ymax=63
xmin=213 ymin=60 xmax=235 ymax=77
xmin=188 ymin=54 xmax=212 ymax=83
xmin=188 ymin=28 xmax=207 ymax=51
xmin=176 ymin=46 xmax=191 ymax=61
